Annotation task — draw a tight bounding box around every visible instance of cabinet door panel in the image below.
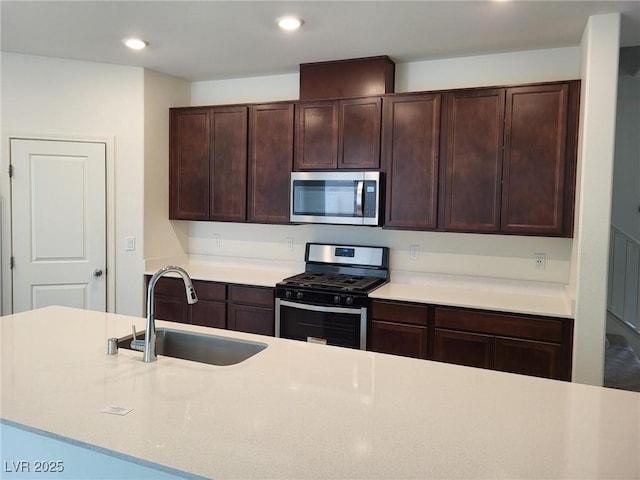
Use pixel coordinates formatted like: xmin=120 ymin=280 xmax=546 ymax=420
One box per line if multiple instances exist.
xmin=228 ymin=304 xmax=275 ymax=336
xmin=339 ymin=97 xmax=382 ymax=169
xmin=502 ymin=84 xmax=569 ymax=235
xmin=433 ymin=328 xmax=494 ymax=369
xmin=370 ymin=320 xmax=427 ymax=359
xmin=210 ymin=106 xmax=247 ymax=221
xmin=191 ymin=300 xmax=226 ymax=329
xmin=495 ymin=337 xmax=562 ymax=379
xmin=169 ymin=108 xmax=210 ymax=220
xmin=154 ymin=295 xmax=189 ymax=324
xmin=248 ymin=104 xmax=294 ymax=223
xmin=442 ymin=89 xmax=505 ymax=232
xmin=383 ymin=94 xmax=441 ymax=229
xmin=295 ymin=102 xmax=338 ymax=170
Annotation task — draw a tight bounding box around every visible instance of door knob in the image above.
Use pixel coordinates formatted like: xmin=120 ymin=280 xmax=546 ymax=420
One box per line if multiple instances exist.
xmin=93 ymin=269 xmax=103 ymax=277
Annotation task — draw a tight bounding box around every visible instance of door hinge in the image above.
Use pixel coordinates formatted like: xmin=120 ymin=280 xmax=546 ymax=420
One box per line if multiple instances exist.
xmin=10 ymin=256 xmax=14 ymax=269
xmin=8 ymin=164 xmax=13 ymax=178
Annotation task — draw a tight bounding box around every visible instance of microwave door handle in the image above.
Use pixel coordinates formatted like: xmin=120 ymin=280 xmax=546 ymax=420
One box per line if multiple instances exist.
xmin=356 ymin=181 xmax=364 ymax=216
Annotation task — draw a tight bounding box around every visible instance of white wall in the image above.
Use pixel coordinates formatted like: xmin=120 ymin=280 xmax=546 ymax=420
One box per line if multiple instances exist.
xmin=143 ymin=69 xmax=191 ymax=264
xmin=189 ymin=46 xmax=580 ymax=286
xmin=0 ymin=53 xmax=145 ymax=316
xmin=395 ymin=47 xmax=581 ymax=92
xmin=191 ymin=73 xmax=299 ymax=105
xmin=611 ymin=48 xmax=640 ymax=240
xmin=570 ymin=13 xmax=621 ymax=385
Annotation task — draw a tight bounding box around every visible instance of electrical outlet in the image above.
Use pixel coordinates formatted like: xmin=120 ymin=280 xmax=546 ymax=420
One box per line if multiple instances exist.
xmin=410 ymin=245 xmax=419 ymax=260
xmin=534 ymin=253 xmax=546 ymax=270
xmin=285 ymin=237 xmax=294 ymax=251
xmin=213 ymin=234 xmax=221 ymax=248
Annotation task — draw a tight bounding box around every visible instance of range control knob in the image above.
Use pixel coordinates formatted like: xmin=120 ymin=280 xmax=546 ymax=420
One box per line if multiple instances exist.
xmin=345 ymin=296 xmax=354 ymax=306
xmin=285 ymin=290 xmax=293 ymax=299
xmin=333 ymin=295 xmax=341 ymax=304
xmin=296 ymin=291 xmax=304 ymax=300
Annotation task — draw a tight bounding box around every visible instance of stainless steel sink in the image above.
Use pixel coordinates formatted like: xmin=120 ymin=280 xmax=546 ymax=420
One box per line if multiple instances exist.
xmin=118 ymin=328 xmax=267 ymax=366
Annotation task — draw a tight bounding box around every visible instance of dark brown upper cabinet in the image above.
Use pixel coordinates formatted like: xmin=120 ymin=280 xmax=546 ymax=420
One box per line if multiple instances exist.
xmin=382 ymin=93 xmax=442 ymax=229
xmin=209 ymin=106 xmax=248 ymax=222
xmin=169 ymin=106 xmax=248 ymax=222
xmin=169 ymin=79 xmax=578 ymax=236
xmin=169 ymin=108 xmax=211 ymax=220
xmin=295 ymin=97 xmax=382 ymax=170
xmin=294 ymin=101 xmax=339 ymax=170
xmin=339 ymin=97 xmax=382 ymax=169
xmin=440 ymin=89 xmax=505 ymax=232
xmin=248 ymin=103 xmax=294 ymax=223
xmin=502 ymin=82 xmax=578 ymax=236
xmin=437 ymin=81 xmax=578 ymax=237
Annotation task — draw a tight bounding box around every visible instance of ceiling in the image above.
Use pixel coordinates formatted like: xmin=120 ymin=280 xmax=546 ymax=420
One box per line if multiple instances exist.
xmin=2 ymin=1 xmax=639 ymax=82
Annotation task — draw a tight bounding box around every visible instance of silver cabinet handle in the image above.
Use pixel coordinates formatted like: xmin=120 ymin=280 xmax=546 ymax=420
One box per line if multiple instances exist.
xmin=93 ymin=269 xmax=103 ymax=277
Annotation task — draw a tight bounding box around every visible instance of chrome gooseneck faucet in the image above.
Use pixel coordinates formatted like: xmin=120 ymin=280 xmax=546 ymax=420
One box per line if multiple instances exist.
xmin=132 ymin=265 xmax=198 ymax=362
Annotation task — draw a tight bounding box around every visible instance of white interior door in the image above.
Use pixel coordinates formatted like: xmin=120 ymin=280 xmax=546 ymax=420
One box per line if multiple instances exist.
xmin=11 ymin=139 xmax=106 ymax=313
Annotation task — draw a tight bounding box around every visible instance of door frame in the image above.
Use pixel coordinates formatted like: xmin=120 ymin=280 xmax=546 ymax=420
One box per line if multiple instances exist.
xmin=1 ymin=134 xmax=116 ymax=315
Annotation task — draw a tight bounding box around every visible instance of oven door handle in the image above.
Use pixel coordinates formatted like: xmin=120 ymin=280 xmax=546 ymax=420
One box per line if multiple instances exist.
xmin=278 ymin=299 xmax=363 ymax=315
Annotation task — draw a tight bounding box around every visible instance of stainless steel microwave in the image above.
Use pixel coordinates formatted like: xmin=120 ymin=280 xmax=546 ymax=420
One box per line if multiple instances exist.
xmin=290 ymin=171 xmax=381 ymax=226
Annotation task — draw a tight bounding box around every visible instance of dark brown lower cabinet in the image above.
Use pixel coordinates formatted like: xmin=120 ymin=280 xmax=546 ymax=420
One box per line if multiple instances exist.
xmin=370 ymin=321 xmax=427 ymax=359
xmin=145 ymin=277 xmax=274 ymax=336
xmin=494 ymin=336 xmax=562 ymax=379
xmin=190 ymin=280 xmax=226 ymax=328
xmin=369 ymin=300 xmax=428 ymax=359
xmin=148 ymin=276 xmax=190 ymax=324
xmin=370 ymin=299 xmax=573 ymax=381
xmin=227 ymin=285 xmax=275 ymax=336
xmin=433 ymin=306 xmax=571 ymax=380
xmin=433 ymin=329 xmax=494 ymax=369
xmin=154 ymin=295 xmax=189 ymax=324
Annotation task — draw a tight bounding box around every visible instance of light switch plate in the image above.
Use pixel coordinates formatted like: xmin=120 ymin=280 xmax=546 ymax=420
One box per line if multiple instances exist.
xmin=125 ymin=236 xmax=135 ymax=251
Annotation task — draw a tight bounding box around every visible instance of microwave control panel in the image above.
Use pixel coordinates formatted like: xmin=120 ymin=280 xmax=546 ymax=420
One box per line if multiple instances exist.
xmin=363 ymin=181 xmax=377 ymax=218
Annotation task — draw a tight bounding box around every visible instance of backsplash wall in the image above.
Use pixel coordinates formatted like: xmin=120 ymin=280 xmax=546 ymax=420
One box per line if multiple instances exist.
xmin=188 ymin=221 xmax=572 ymax=284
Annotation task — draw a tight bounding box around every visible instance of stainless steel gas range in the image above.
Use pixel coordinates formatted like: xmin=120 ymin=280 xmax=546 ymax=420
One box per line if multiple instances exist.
xmin=275 ymin=242 xmax=389 ymax=350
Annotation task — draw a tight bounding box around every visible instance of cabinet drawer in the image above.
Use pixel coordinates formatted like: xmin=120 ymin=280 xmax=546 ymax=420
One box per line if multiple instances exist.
xmin=371 ymin=300 xmax=428 ymax=326
xmin=434 ymin=307 xmax=562 ymax=342
xmin=193 ymin=280 xmax=226 ymax=301
xmin=149 ymin=276 xmax=185 ymax=296
xmin=228 ymin=285 xmax=274 ymax=307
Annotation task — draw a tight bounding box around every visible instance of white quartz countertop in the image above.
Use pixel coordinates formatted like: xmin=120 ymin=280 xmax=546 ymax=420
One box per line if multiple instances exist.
xmin=370 ymin=281 xmax=573 ymax=318
xmin=2 ymin=306 xmax=637 ymax=479
xmin=146 ymin=257 xmax=574 ymax=318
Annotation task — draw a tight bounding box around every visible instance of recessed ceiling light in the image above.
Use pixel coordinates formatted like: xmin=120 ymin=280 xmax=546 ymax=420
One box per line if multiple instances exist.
xmin=123 ymin=38 xmax=149 ymax=50
xmin=277 ymin=16 xmax=304 ymax=31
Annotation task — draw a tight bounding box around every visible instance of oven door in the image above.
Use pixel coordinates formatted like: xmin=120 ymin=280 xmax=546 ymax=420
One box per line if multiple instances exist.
xmin=275 ymin=299 xmax=367 ymax=350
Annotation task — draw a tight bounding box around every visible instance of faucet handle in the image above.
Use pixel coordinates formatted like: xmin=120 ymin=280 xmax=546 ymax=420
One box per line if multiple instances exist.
xmin=130 ymin=325 xmax=144 ymax=352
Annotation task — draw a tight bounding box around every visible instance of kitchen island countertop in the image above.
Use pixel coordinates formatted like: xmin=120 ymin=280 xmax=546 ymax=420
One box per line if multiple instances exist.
xmin=1 ymin=306 xmax=637 ymax=479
